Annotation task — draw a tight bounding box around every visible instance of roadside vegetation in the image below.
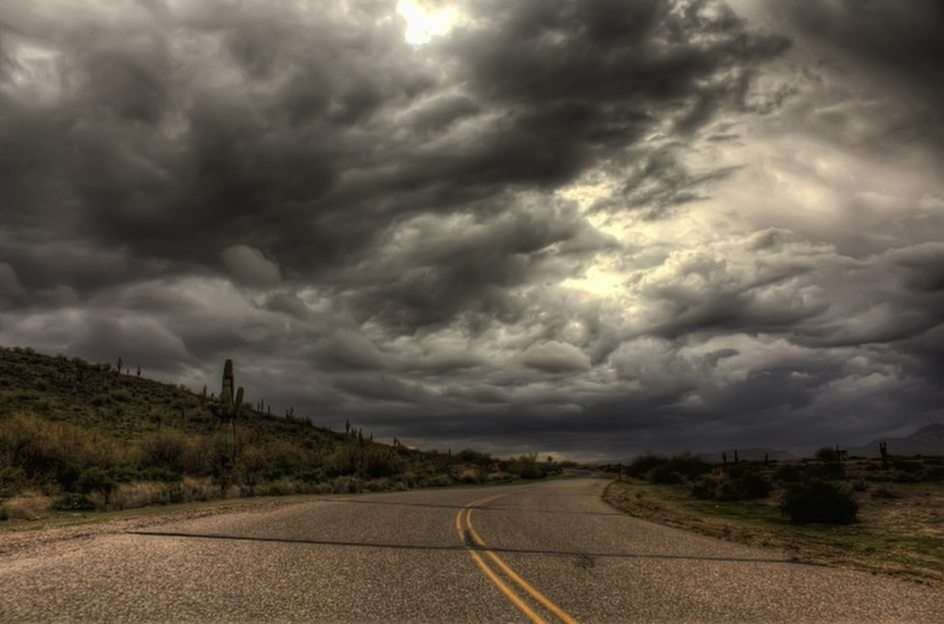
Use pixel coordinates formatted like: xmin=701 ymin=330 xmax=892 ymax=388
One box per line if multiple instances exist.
xmin=0 ymin=346 xmax=565 ymax=523
xmin=603 ymin=452 xmax=944 ymax=584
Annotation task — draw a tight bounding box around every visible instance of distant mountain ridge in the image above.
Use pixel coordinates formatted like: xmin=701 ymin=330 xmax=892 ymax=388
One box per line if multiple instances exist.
xmin=848 ymin=424 xmax=944 ymax=457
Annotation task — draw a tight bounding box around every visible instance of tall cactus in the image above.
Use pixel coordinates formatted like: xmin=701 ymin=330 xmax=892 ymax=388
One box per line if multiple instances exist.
xmin=213 ymin=359 xmax=244 ymax=422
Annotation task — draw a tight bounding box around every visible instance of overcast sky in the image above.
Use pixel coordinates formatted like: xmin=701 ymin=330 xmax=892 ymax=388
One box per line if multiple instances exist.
xmin=1 ymin=0 xmax=942 ymax=460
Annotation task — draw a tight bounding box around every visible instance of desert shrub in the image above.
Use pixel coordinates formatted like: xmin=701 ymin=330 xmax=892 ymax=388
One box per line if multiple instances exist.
xmin=331 ymin=476 xmax=363 ymax=494
xmin=0 ymin=414 xmax=123 ymax=489
xmin=647 ymin=465 xmax=685 ymax=484
xmin=781 ymin=480 xmax=858 ymax=524
xmin=363 ymin=447 xmax=404 ymax=479
xmin=893 ymin=459 xmax=924 ymax=473
xmin=52 ymin=492 xmax=96 ymax=511
xmin=815 ymin=447 xmax=839 ymax=463
xmin=664 ymin=454 xmax=713 ymax=480
xmin=692 ymin=473 xmax=771 ymax=501
xmin=90 ymin=394 xmax=110 ymax=407
xmin=0 ymin=466 xmax=25 ymax=497
xmin=363 ymin=478 xmax=392 ymax=492
xmin=139 ymin=431 xmax=191 ymax=475
xmin=256 ymin=479 xmax=301 ymax=497
xmin=0 ymin=505 xmax=8 ymax=521
xmin=634 ymin=454 xmax=711 ymax=482
xmin=924 ymin=466 xmax=944 ymax=481
xmin=626 ymin=454 xmax=667 ymax=478
xmin=76 ymin=467 xmax=117 ymax=502
xmin=691 ymin=475 xmax=721 ymax=499
xmin=893 ymin=470 xmax=922 ymax=483
xmin=205 ymin=433 xmax=236 ymax=494
xmin=325 ymin=445 xmax=359 ymax=477
xmin=773 ymin=463 xmax=806 ymax=483
xmin=809 ymin=460 xmax=845 ymax=480
xmin=139 ymin=466 xmax=183 ymax=482
xmin=852 ymin=479 xmax=868 ymax=492
xmin=256 ymin=440 xmax=313 ymax=479
xmin=717 ymin=473 xmax=772 ymax=501
xmin=457 ymin=449 xmax=493 ymax=466
xmin=487 ymin=471 xmax=515 ymax=482
xmin=423 ymin=474 xmax=453 ymax=487
xmin=508 ymin=459 xmax=545 ymax=479
xmin=457 ymin=468 xmax=481 ymax=484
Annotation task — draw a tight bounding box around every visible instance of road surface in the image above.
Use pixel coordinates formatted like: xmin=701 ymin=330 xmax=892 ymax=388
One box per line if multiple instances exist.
xmin=2 ymin=478 xmax=942 ymax=622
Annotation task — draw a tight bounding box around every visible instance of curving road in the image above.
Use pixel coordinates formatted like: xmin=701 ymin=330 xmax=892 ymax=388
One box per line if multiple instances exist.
xmin=2 ymin=478 xmax=942 ymax=622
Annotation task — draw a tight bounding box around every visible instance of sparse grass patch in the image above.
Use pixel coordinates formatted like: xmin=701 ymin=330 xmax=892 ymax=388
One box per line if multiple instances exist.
xmin=605 ymin=478 xmax=944 ymax=585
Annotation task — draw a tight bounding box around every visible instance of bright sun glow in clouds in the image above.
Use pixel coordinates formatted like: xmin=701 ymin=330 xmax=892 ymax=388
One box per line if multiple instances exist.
xmin=396 ymin=0 xmax=461 ymax=45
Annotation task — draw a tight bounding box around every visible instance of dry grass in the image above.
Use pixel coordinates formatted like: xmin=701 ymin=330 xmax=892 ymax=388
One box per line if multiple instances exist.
xmin=2 ymin=493 xmax=53 ymax=520
xmin=605 ymin=478 xmax=944 ymax=585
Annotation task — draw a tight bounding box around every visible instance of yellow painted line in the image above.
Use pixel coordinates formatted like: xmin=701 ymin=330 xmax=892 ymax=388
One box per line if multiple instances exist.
xmin=466 ymin=506 xmax=580 ymax=624
xmin=456 ymin=493 xmax=580 ymax=624
xmin=455 ymin=506 xmax=548 ymax=624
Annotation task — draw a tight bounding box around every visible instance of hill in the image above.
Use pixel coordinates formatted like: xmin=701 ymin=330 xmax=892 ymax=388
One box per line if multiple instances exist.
xmin=0 ymin=345 xmax=558 ymax=515
xmin=0 ymin=345 xmax=339 ymax=442
xmin=848 ymin=424 xmax=944 ymax=458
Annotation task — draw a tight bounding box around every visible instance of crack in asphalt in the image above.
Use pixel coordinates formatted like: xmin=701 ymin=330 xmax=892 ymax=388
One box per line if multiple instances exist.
xmin=126 ymin=530 xmax=815 ymax=566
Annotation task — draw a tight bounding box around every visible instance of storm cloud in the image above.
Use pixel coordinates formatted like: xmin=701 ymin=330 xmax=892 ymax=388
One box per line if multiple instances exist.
xmin=1 ymin=0 xmax=941 ymax=459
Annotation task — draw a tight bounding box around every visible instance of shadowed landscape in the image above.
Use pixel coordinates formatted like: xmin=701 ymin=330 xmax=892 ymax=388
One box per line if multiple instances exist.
xmin=2 ymin=0 xmax=944 ymax=621
xmin=0 ymin=346 xmax=564 ymax=520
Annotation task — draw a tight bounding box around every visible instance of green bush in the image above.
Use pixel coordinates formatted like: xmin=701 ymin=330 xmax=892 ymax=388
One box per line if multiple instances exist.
xmin=691 ymin=475 xmax=721 ymax=499
xmin=626 ymin=454 xmax=667 ymax=478
xmin=457 ymin=449 xmax=493 ymax=466
xmin=647 ymin=465 xmax=685 ymax=484
xmin=139 ymin=432 xmax=191 ymax=475
xmin=76 ymin=467 xmax=117 ymax=499
xmin=139 ymin=466 xmax=183 ymax=482
xmin=781 ymin=480 xmax=858 ymax=524
xmin=0 ymin=414 xmax=122 ymax=489
xmin=691 ymin=472 xmax=772 ymax=501
xmin=0 ymin=466 xmax=25 ymax=497
xmin=363 ymin=447 xmax=405 ymax=479
xmin=633 ymin=454 xmax=712 ymax=482
xmin=52 ymin=493 xmax=96 ymax=511
xmin=717 ymin=472 xmax=772 ymax=501
xmin=508 ymin=460 xmax=545 ymax=479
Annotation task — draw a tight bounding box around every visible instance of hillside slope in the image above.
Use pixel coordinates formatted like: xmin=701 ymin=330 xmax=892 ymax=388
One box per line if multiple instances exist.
xmin=0 ymin=345 xmax=558 ymax=514
xmin=0 ymin=345 xmax=338 ymax=442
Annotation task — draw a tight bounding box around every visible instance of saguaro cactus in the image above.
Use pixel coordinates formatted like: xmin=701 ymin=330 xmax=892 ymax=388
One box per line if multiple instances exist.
xmin=879 ymin=441 xmax=889 ymax=468
xmin=212 ymin=359 xmax=244 ymax=422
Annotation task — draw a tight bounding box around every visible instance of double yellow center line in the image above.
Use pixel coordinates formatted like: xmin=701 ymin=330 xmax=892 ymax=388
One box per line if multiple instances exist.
xmin=455 ymin=494 xmax=579 ymax=624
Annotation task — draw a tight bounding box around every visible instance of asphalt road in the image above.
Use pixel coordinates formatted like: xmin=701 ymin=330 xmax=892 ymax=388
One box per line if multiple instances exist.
xmin=2 ymin=478 xmax=943 ymax=623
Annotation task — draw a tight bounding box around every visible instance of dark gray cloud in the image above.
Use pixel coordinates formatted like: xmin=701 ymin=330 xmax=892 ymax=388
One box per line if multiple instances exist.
xmin=0 ymin=0 xmax=941 ymax=459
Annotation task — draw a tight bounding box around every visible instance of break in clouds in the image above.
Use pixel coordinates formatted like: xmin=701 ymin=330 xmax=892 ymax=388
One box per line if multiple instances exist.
xmin=1 ymin=0 xmax=942 ymax=460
